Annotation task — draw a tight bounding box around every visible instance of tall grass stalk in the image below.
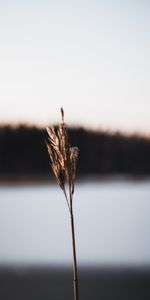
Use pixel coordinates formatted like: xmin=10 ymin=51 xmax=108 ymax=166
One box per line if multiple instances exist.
xmin=46 ymin=108 xmax=79 ymax=300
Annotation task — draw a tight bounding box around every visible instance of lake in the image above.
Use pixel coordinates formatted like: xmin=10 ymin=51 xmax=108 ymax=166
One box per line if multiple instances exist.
xmin=0 ymin=180 xmax=150 ymax=266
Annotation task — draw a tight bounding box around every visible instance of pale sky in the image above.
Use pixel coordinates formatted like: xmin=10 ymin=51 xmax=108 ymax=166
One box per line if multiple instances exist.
xmin=0 ymin=0 xmax=150 ymax=134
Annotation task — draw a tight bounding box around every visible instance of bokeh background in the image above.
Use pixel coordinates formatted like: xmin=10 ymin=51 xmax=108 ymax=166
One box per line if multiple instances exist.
xmin=0 ymin=1 xmax=150 ymax=299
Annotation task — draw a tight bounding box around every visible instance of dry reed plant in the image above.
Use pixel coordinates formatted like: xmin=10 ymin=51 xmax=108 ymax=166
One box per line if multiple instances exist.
xmin=46 ymin=108 xmax=79 ymax=300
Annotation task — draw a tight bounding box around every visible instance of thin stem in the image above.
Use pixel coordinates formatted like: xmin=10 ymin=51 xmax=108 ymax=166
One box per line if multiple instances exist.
xmin=70 ymin=205 xmax=79 ymax=300
xmin=63 ymin=188 xmax=71 ymax=212
xmin=63 ymin=186 xmax=79 ymax=299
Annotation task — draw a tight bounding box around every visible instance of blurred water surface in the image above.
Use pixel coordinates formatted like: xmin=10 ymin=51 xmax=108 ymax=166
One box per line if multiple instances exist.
xmin=0 ymin=180 xmax=150 ymax=266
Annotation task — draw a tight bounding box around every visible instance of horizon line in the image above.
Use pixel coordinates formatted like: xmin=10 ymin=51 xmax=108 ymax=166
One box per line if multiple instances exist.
xmin=0 ymin=121 xmax=150 ymax=139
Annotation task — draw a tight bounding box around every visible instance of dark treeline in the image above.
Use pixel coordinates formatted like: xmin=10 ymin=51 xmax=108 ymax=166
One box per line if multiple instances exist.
xmin=0 ymin=125 xmax=150 ymax=179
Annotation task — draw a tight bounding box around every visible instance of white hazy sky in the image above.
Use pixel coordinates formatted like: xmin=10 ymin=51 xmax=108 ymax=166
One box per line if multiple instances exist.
xmin=0 ymin=0 xmax=150 ymax=133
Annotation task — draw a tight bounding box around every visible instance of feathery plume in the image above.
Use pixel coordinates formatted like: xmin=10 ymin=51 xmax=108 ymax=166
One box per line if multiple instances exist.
xmin=46 ymin=108 xmax=79 ymax=202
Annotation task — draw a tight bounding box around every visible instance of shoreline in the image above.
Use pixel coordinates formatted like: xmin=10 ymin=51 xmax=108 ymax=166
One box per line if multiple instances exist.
xmin=0 ymin=265 xmax=150 ymax=300
xmin=0 ymin=174 xmax=150 ymax=186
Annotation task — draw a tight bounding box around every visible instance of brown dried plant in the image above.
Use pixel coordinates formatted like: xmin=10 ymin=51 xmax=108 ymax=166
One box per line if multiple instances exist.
xmin=46 ymin=108 xmax=79 ymax=300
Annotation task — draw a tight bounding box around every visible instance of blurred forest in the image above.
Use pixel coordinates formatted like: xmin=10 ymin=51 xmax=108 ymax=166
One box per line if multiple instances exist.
xmin=0 ymin=125 xmax=150 ymax=181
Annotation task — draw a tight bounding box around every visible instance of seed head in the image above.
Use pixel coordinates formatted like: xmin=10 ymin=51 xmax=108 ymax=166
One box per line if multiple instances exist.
xmin=46 ymin=108 xmax=79 ymax=197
